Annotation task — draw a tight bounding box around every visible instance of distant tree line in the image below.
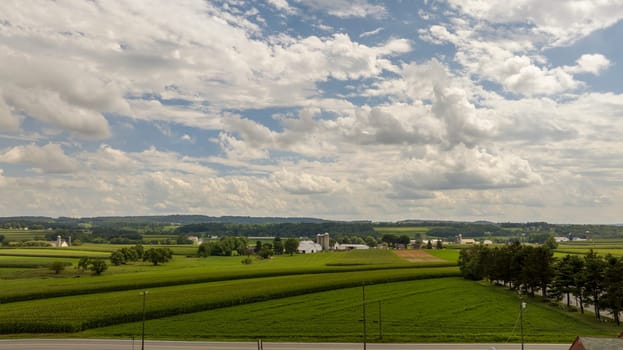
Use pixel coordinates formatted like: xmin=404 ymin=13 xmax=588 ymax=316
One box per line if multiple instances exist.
xmin=177 ymin=222 xmax=376 ymax=237
xmin=459 ymin=244 xmax=623 ymax=325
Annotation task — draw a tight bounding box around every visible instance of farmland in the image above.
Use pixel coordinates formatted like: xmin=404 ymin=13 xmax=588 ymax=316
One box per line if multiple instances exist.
xmin=0 ymin=245 xmax=621 ymax=343
xmin=82 ymin=277 xmax=620 ymax=343
xmin=2 ymin=221 xmax=623 ymax=343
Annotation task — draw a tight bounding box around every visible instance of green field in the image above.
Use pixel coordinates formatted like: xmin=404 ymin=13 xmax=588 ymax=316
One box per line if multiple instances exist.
xmin=0 ymin=229 xmax=47 ymax=241
xmin=0 ymin=245 xmax=622 ymax=342
xmin=82 ymin=277 xmax=620 ymax=343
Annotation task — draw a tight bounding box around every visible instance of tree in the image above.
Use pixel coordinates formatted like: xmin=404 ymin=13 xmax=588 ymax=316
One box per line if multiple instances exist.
xmin=110 ymin=251 xmax=126 ymax=266
xmin=255 ymin=240 xmax=262 ymax=253
xmin=273 ymin=237 xmax=284 ymax=255
xmin=544 ymin=236 xmax=558 ymax=250
xmin=198 ymin=242 xmax=217 ymax=257
xmin=49 ymin=261 xmax=66 ymax=274
xmin=365 ymin=235 xmax=378 ymax=248
xmin=0 ymin=234 xmax=5 ymax=244
xmin=551 ymin=254 xmax=584 ymax=308
xmin=284 ymin=238 xmax=299 ymax=255
xmin=77 ymin=257 xmax=90 ymax=271
xmin=143 ymin=247 xmax=173 ymax=266
xmin=603 ymin=255 xmax=623 ymax=326
xmin=584 ymin=250 xmax=606 ymax=320
xmin=398 ymin=235 xmax=411 ymax=247
xmin=458 ymin=245 xmax=484 ymax=280
xmin=89 ymin=258 xmax=108 ymax=275
xmin=426 ymin=240 xmax=433 ymax=249
xmin=132 ymin=244 xmax=144 ymax=259
xmin=257 ymin=243 xmax=273 ymax=259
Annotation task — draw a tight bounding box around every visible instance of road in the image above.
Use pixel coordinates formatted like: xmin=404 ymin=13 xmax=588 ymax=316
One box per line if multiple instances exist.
xmin=0 ymin=339 xmax=570 ymax=350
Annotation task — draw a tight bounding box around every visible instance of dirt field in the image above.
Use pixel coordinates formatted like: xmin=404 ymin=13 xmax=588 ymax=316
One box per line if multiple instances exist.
xmin=394 ymin=249 xmax=446 ymax=263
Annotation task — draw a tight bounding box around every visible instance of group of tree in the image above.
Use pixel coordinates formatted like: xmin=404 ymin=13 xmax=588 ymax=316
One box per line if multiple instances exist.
xmin=109 ymin=244 xmax=173 ymax=266
xmin=459 ymin=243 xmax=623 ymax=325
xmin=198 ymin=236 xmax=250 ymax=257
xmin=381 ymin=234 xmax=411 ymax=248
xmin=334 ymin=234 xmax=378 ymax=247
xmin=178 ymin=222 xmax=376 ymax=238
xmin=77 ymin=257 xmax=108 ymax=275
xmin=110 ymin=244 xmax=145 ymax=265
xmin=198 ymin=236 xmax=301 ymax=260
xmin=142 ymin=247 xmax=174 ymax=265
xmin=253 ymin=237 xmax=301 ymax=258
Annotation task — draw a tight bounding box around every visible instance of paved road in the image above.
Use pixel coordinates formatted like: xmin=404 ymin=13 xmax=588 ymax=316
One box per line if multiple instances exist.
xmin=0 ymin=339 xmax=570 ymax=350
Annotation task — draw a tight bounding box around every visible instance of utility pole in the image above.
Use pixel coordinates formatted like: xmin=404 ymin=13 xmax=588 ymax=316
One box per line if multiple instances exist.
xmin=362 ymin=285 xmax=367 ymax=350
xmin=141 ymin=291 xmax=148 ymax=350
xmin=378 ymin=300 xmax=382 ymax=340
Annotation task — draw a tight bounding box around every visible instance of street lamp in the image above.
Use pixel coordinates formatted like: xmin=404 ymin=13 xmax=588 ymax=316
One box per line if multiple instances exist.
xmin=140 ymin=291 xmax=148 ymax=350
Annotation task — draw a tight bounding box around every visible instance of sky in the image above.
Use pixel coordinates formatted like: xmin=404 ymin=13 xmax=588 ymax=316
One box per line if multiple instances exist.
xmin=1 ymin=0 xmax=623 ymax=224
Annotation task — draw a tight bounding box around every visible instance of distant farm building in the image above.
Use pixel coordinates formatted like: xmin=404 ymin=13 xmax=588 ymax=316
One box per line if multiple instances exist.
xmin=335 ymin=243 xmax=369 ymax=251
xmin=297 ymin=240 xmax=323 ymax=254
xmin=52 ymin=235 xmax=69 ymax=248
xmin=316 ymin=232 xmax=330 ymax=250
xmin=188 ymin=236 xmax=202 ymax=245
xmin=457 ymin=234 xmax=476 ymax=245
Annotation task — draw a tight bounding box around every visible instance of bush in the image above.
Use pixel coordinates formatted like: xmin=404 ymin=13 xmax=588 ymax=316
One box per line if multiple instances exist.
xmin=49 ymin=261 xmax=67 ymax=274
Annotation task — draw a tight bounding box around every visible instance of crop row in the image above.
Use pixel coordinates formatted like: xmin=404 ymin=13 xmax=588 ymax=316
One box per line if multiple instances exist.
xmin=0 ymin=266 xmax=459 ymax=334
xmin=0 ymin=258 xmax=455 ymax=304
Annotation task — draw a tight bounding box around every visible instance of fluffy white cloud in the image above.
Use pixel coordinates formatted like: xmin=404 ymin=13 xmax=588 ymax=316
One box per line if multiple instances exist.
xmin=564 ymin=54 xmax=611 ymax=75
xmin=446 ymin=0 xmax=623 ymax=45
xmin=0 ymin=143 xmax=78 ymax=173
xmin=271 ymin=168 xmax=339 ymax=194
xmin=390 ymin=144 xmax=542 ymax=194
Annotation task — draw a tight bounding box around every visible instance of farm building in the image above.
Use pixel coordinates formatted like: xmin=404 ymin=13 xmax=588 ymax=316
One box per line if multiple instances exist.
xmin=297 ymin=240 xmax=323 ymax=254
xmin=52 ymin=235 xmax=69 ymax=248
xmin=335 ymin=243 xmax=369 ymax=250
xmin=316 ymin=232 xmax=330 ymax=250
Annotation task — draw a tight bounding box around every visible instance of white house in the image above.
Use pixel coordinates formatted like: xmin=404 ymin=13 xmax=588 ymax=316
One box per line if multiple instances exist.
xmin=297 ymin=240 xmax=323 ymax=254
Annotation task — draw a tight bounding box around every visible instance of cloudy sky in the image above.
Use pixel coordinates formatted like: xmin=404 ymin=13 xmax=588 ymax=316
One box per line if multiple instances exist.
xmin=1 ymin=1 xmax=622 ymax=223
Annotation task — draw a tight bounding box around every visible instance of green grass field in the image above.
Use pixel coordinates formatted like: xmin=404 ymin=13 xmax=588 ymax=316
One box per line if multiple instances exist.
xmin=81 ymin=277 xmax=620 ymax=343
xmin=0 ymin=229 xmax=48 ymax=241
xmin=1 ymin=245 xmax=623 ymax=343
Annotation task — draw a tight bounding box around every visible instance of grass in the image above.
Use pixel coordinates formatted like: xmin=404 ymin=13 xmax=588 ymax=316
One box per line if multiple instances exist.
xmin=80 ymin=277 xmax=620 ymax=343
xmin=2 ymin=246 xmax=620 ymax=343
xmin=0 ymin=249 xmax=458 ymax=303
xmin=0 ymin=229 xmax=47 ymax=241
xmin=426 ymin=249 xmax=460 ymax=263
xmin=0 ymin=266 xmax=459 ymax=333
xmin=0 ymin=248 xmax=110 ymax=258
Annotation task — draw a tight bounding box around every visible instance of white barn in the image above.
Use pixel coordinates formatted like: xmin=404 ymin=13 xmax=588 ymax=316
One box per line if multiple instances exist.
xmin=297 ymin=240 xmax=323 ymax=254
